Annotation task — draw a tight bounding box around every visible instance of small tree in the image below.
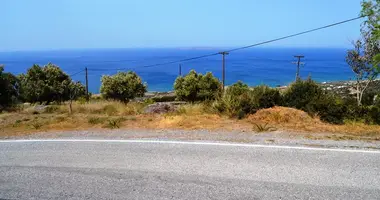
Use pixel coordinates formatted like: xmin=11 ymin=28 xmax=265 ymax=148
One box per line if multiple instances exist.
xmin=67 ymin=81 xmax=86 ymax=114
xmin=0 ymin=65 xmax=20 ymax=111
xmin=346 ymin=40 xmax=378 ymax=106
xmin=174 ymin=70 xmax=221 ymax=102
xmin=100 ymin=71 xmax=147 ymax=102
xmin=19 ymin=63 xmax=72 ymax=104
xmin=347 ymin=0 xmax=380 ymax=106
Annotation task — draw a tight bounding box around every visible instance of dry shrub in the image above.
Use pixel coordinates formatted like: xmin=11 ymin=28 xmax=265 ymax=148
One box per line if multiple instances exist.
xmin=247 ymin=106 xmax=380 ymax=136
xmin=248 ymin=106 xmax=318 ymax=124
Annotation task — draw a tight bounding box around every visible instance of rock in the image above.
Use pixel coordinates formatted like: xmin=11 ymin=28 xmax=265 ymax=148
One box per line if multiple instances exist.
xmin=144 ymin=103 xmax=177 ymax=114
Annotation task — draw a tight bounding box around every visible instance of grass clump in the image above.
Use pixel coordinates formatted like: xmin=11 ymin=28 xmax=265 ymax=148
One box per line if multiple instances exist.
xmin=103 ymin=117 xmax=127 ymax=129
xmin=252 ymin=123 xmax=277 ymax=132
xmin=87 ymin=117 xmax=106 ymax=124
xmin=30 ymin=121 xmax=43 ymax=129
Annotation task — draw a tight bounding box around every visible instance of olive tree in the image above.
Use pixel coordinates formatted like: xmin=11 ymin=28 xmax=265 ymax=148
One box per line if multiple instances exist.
xmin=100 ymin=71 xmax=147 ymax=102
xmin=174 ymin=70 xmax=222 ymax=102
xmin=19 ymin=63 xmax=75 ymax=104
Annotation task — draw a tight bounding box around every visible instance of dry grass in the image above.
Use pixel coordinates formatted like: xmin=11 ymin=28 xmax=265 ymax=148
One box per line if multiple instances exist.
xmin=1 ymin=103 xmax=380 ymax=140
xmin=246 ymin=106 xmax=380 ymax=138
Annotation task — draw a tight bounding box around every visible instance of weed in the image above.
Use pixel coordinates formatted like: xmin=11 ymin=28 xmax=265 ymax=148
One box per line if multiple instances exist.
xmin=252 ymin=123 xmax=276 ymax=132
xmin=103 ymin=117 xmax=126 ymax=129
xmin=148 ymin=118 xmax=153 ymax=122
xmin=12 ymin=119 xmax=22 ymax=127
xmin=104 ymin=119 xmax=120 ymax=129
xmin=87 ymin=117 xmax=105 ymax=124
xmin=30 ymin=121 xmax=43 ymax=129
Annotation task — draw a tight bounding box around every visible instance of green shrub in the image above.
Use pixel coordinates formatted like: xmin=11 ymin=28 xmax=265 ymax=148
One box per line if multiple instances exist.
xmin=305 ymin=94 xmax=347 ymax=124
xmin=226 ymin=81 xmax=250 ymax=97
xmin=368 ymin=106 xmax=380 ymax=124
xmin=212 ymin=82 xmax=281 ymax=118
xmin=174 ymin=70 xmax=222 ymax=102
xmin=100 ymin=71 xmax=147 ymax=102
xmin=283 ymin=79 xmax=324 ymax=110
xmin=251 ymin=85 xmax=282 ymax=109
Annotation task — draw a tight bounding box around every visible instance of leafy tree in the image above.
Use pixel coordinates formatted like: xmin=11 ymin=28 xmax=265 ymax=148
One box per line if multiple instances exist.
xmin=0 ymin=65 xmax=20 ymax=110
xmin=100 ymin=71 xmax=147 ymax=102
xmin=19 ymin=63 xmax=75 ymax=103
xmin=213 ymin=83 xmax=281 ymax=118
xmin=174 ymin=70 xmax=222 ymax=102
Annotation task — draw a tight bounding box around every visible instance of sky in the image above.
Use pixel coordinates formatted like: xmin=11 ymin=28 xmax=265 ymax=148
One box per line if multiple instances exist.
xmin=1 ymin=0 xmax=364 ymax=51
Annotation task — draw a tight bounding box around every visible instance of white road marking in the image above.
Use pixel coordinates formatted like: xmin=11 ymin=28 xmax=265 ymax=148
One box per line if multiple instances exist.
xmin=0 ymin=139 xmax=379 ymax=153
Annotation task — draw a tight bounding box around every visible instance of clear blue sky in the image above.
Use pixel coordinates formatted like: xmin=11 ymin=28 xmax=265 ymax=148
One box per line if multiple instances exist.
xmin=2 ymin=0 xmax=363 ymax=51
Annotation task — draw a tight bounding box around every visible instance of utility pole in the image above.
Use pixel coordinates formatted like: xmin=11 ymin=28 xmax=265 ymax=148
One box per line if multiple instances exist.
xmin=85 ymin=67 xmax=89 ymax=101
xmin=179 ymin=64 xmax=182 ymax=76
xmin=292 ymin=55 xmax=305 ymax=81
xmin=219 ymin=51 xmax=229 ymax=90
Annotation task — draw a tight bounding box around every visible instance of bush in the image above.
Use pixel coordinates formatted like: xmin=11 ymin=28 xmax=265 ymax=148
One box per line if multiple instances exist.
xmin=0 ymin=66 xmax=20 ymax=111
xmin=225 ymin=81 xmax=250 ymax=97
xmin=100 ymin=71 xmax=147 ymax=103
xmin=251 ymin=85 xmax=282 ymax=109
xmin=174 ymin=70 xmax=222 ymax=102
xmin=283 ymin=79 xmax=324 ymax=110
xmin=212 ymin=82 xmax=281 ymax=118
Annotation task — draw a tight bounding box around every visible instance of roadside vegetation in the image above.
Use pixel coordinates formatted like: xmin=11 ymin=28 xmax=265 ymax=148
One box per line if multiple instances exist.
xmin=0 ymin=0 xmax=379 ymax=140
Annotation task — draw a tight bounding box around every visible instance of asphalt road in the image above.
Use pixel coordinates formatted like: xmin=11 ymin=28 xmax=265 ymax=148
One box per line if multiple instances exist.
xmin=0 ymin=140 xmax=380 ymax=200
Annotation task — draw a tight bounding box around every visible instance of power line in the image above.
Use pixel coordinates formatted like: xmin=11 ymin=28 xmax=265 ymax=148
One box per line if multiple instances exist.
xmin=225 ymin=16 xmax=364 ymax=53
xmin=69 ymin=69 xmax=85 ymax=77
xmin=130 ymin=16 xmax=364 ymax=69
xmin=73 ymin=15 xmax=365 ymax=73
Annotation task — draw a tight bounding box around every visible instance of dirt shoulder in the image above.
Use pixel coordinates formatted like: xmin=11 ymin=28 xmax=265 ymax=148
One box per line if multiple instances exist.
xmin=3 ymin=129 xmax=380 ymax=150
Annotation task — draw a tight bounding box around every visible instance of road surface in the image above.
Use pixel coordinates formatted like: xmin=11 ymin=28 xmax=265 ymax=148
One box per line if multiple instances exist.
xmin=1 ymin=140 xmax=380 ymax=199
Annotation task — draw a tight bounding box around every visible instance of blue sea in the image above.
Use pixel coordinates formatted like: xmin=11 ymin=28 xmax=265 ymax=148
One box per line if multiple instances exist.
xmin=0 ymin=48 xmax=354 ymax=93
